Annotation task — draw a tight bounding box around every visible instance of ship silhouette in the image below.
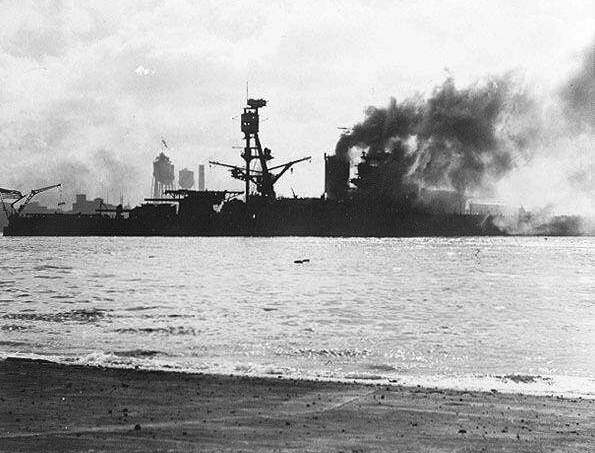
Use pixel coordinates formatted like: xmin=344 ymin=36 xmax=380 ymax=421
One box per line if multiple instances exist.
xmin=3 ymin=98 xmax=507 ymax=237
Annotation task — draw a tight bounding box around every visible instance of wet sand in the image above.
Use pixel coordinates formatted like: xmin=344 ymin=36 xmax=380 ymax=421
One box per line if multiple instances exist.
xmin=0 ymin=358 xmax=592 ymax=452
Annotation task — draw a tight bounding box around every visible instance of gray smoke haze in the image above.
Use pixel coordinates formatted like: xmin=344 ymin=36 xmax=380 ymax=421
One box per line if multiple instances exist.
xmin=495 ymin=40 xmax=594 ymax=233
xmin=560 ymin=43 xmax=595 ymax=131
xmin=1 ymin=95 xmax=146 ymax=209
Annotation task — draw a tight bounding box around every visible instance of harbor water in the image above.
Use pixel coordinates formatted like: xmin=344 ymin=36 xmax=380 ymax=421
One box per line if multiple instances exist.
xmin=1 ymin=236 xmax=593 ymax=398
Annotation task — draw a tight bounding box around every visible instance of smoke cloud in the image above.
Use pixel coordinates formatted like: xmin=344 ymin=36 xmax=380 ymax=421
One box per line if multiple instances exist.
xmin=336 ymin=40 xmax=594 ymax=234
xmin=336 ymin=76 xmax=534 ymax=196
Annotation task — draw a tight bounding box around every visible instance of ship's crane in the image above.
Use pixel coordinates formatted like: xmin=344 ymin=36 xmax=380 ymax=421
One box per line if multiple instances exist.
xmin=209 ymin=98 xmax=310 ymax=201
xmin=11 ymin=184 xmax=62 ymax=215
xmin=209 ymin=156 xmax=311 ymax=198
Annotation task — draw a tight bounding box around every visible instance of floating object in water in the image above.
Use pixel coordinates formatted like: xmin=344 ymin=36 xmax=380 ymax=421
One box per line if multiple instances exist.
xmin=294 ymin=258 xmax=310 ymax=264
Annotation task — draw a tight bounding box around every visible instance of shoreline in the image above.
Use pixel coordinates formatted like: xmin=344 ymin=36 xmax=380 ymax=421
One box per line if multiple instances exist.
xmin=1 ymin=357 xmax=593 ymax=452
xmin=0 ymin=353 xmax=595 ymax=401
xmin=3 ymin=351 xmax=593 ymax=400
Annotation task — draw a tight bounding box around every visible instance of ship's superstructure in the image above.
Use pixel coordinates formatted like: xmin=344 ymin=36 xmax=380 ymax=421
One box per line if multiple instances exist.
xmin=210 ymin=99 xmax=310 ymax=201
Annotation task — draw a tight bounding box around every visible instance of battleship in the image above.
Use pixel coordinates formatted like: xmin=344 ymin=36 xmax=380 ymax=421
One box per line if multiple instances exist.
xmin=2 ymin=98 xmax=516 ymax=237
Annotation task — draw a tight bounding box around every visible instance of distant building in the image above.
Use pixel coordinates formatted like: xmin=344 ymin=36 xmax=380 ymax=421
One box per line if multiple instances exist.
xmin=198 ymin=164 xmax=205 ymax=191
xmin=71 ymin=194 xmax=118 ymax=214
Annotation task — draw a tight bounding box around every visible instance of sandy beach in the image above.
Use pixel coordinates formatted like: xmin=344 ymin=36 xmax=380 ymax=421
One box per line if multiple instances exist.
xmin=0 ymin=358 xmax=592 ymax=452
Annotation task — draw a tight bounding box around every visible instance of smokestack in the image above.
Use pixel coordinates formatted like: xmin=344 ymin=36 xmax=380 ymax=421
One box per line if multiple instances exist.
xmin=324 ymin=153 xmax=350 ymax=200
xmin=198 ymin=164 xmax=205 ymax=191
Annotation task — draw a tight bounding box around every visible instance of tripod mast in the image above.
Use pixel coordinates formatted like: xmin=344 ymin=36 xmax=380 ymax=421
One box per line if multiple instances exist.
xmin=210 ymin=98 xmax=310 ymax=202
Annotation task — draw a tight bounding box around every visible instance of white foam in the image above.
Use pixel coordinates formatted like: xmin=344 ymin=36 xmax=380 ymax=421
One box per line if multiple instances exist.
xmin=2 ymin=352 xmax=594 ymax=399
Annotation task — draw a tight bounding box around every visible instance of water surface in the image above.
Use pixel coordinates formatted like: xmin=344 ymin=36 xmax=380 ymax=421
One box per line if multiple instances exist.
xmin=1 ymin=236 xmax=593 ymax=397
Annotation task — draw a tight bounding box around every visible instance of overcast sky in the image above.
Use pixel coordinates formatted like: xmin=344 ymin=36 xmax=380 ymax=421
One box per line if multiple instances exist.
xmin=0 ymin=0 xmax=593 ymax=203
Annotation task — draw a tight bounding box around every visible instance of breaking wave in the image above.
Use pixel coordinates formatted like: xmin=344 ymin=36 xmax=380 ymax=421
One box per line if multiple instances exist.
xmin=1 ymin=352 xmax=593 ymax=399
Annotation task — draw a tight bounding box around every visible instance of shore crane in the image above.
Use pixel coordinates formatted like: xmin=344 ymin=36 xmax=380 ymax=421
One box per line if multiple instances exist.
xmin=10 ymin=184 xmax=62 ymax=215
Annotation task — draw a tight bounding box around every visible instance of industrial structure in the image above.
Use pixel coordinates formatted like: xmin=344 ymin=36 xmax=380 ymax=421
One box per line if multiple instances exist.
xmin=178 ymin=168 xmax=195 ymax=190
xmin=197 ymin=164 xmax=205 ymax=191
xmin=152 ymin=152 xmax=175 ymax=198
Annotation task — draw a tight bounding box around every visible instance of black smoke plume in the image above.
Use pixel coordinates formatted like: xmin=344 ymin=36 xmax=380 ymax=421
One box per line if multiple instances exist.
xmin=336 ymin=76 xmax=534 ymax=198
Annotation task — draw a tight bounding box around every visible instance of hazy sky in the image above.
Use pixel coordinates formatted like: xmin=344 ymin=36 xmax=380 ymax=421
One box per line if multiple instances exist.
xmin=0 ymin=0 xmax=593 ymax=203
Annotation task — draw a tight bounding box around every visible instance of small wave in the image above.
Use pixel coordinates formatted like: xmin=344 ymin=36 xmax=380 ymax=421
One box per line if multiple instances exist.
xmin=33 ymin=265 xmax=73 ymax=271
xmin=367 ymin=363 xmax=398 ymax=372
xmin=391 ymin=373 xmax=595 ymax=399
xmin=89 ymin=273 xmax=116 ymax=278
xmin=34 ymin=275 xmax=63 ymax=280
xmin=124 ymin=305 xmax=162 ymax=311
xmin=112 ymin=349 xmax=164 ymax=358
xmin=263 ymin=366 xmax=292 ymax=375
xmin=3 ymin=308 xmax=110 ymax=323
xmin=113 ymin=326 xmax=196 ymax=335
xmin=1 ymin=324 xmax=31 ymax=331
xmin=292 ymin=348 xmax=369 ymax=358
xmin=64 ymin=351 xmax=186 ymax=371
xmin=496 ymin=374 xmax=552 ymax=384
xmin=0 ymin=340 xmax=30 ymax=347
xmin=344 ymin=373 xmax=383 ymax=380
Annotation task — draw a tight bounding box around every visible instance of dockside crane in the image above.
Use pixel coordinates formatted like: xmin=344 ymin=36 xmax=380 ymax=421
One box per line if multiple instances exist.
xmin=11 ymin=184 xmax=62 ymax=215
xmin=209 ymin=98 xmax=310 ymax=201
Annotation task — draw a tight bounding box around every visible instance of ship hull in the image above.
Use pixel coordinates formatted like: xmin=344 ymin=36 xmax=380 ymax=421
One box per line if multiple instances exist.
xmin=3 ymin=200 xmax=503 ymax=237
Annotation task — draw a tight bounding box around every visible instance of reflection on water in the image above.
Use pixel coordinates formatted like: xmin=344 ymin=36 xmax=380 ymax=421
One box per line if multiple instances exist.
xmin=0 ymin=236 xmax=593 ymax=397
